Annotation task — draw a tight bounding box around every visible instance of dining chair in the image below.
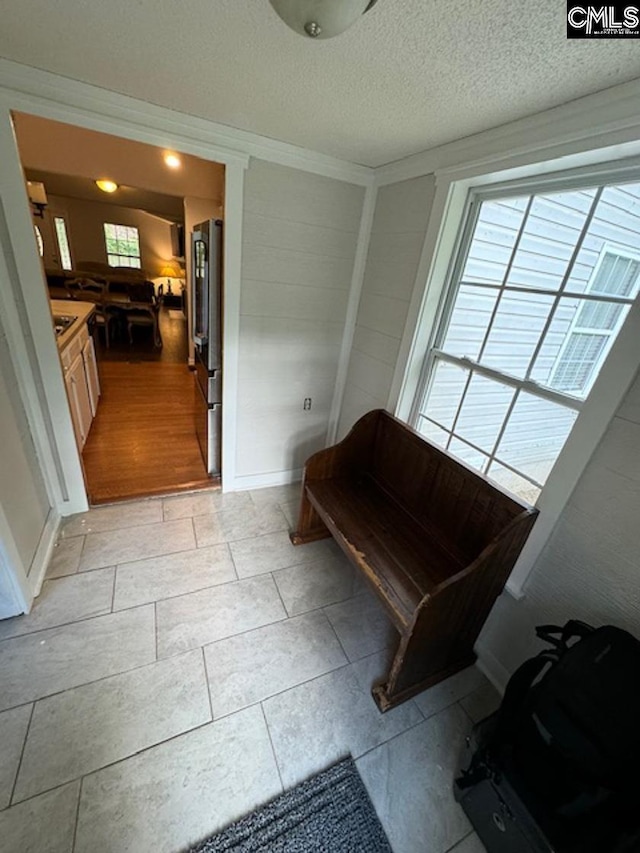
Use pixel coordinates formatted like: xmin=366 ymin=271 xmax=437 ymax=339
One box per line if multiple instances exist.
xmin=126 ymin=300 xmax=162 ymax=348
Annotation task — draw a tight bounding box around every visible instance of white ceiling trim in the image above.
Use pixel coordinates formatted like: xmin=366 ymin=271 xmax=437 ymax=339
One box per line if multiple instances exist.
xmin=0 ymin=58 xmax=374 ymax=186
xmin=375 ymin=76 xmax=640 ymax=187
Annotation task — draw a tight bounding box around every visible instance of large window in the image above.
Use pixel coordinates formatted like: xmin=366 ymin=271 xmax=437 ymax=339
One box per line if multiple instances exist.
xmin=413 ymin=181 xmax=640 ymax=503
xmin=103 ymin=223 xmax=141 ymax=268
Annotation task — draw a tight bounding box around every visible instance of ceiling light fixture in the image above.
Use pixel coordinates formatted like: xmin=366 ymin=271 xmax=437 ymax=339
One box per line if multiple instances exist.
xmin=95 ymin=179 xmax=118 ymax=193
xmin=269 ymin=0 xmax=379 ymax=39
xmin=164 ymin=153 xmax=182 ymax=169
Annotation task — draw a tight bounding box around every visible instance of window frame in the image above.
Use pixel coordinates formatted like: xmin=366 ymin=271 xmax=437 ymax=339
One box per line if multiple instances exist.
xmin=103 ymin=222 xmax=141 ymax=268
xmin=53 ymin=215 xmax=73 ymax=270
xmin=409 ymin=176 xmax=640 ymax=504
xmin=395 ymin=160 xmax=640 ymax=596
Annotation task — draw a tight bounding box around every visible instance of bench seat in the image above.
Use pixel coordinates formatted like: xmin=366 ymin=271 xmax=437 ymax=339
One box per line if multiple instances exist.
xmin=306 ymin=477 xmax=467 ymax=631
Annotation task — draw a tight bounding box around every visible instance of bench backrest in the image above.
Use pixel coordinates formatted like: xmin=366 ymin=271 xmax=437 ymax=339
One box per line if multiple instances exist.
xmin=370 ymin=411 xmax=530 ymax=560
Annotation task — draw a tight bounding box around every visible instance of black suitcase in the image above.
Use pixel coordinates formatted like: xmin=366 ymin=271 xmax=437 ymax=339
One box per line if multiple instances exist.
xmin=454 ymin=775 xmax=553 ymax=853
xmin=454 ymin=621 xmax=640 ymax=853
xmin=455 ymin=724 xmax=554 ymax=853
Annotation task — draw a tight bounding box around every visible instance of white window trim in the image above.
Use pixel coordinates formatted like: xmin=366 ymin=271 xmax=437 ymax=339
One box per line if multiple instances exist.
xmin=394 ymin=157 xmax=640 ymax=598
xmin=104 ymin=222 xmax=142 ymax=268
xmin=53 ymin=215 xmax=73 ymax=270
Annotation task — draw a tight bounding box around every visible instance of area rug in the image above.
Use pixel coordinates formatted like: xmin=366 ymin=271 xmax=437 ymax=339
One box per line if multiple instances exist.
xmin=187 ymin=757 xmax=392 ymax=852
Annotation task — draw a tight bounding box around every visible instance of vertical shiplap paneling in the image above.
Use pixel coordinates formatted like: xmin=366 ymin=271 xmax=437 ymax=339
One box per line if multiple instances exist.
xmin=337 ymin=175 xmax=436 ymax=438
xmin=236 ymin=160 xmax=364 ymax=480
xmin=0 ymin=324 xmax=50 ymax=573
xmin=478 ymin=367 xmax=640 ymax=680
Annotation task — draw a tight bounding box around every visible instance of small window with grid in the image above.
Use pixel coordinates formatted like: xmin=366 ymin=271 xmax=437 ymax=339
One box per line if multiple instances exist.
xmin=103 ymin=223 xmax=141 ymax=268
xmin=413 ymin=182 xmax=640 ymax=503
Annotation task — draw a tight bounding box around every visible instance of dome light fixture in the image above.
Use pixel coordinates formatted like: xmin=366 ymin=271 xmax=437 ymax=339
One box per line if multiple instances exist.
xmin=164 ymin=152 xmax=182 ymax=169
xmin=95 ymin=179 xmax=118 ymax=193
xmin=269 ymin=0 xmax=379 ymax=39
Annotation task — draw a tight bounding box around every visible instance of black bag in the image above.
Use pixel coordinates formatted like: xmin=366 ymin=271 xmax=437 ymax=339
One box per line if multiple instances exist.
xmin=456 ymin=621 xmax=640 ymax=853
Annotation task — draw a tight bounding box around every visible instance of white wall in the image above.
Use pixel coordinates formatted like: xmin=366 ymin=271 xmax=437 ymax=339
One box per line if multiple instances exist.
xmin=236 ymin=159 xmax=364 ymax=484
xmin=0 ymin=321 xmax=50 ymax=580
xmin=478 ymin=368 xmax=640 ymax=683
xmin=337 ymin=176 xmax=435 ymax=438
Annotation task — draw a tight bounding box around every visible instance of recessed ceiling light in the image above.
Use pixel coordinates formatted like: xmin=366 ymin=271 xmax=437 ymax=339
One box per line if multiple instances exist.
xmin=164 ymin=153 xmax=181 ymax=169
xmin=95 ymin=179 xmax=118 ymax=193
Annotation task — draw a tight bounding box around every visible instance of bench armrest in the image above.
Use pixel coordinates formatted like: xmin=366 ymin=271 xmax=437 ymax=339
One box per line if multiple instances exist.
xmin=303 ymin=409 xmax=382 ymax=482
xmin=291 ymin=410 xmax=384 ymax=544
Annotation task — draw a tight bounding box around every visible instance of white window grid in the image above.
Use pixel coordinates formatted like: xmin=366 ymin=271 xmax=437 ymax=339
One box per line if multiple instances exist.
xmin=549 ymin=246 xmax=640 ymax=396
xmin=103 ymin=223 xmax=141 ymax=268
xmin=413 ymin=182 xmax=640 ymax=496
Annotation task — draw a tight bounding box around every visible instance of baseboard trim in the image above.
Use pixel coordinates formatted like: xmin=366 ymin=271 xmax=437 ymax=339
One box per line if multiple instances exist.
xmin=27 ymin=508 xmax=61 ymax=600
xmin=474 ymin=640 xmax=511 ymax=696
xmin=232 ymin=468 xmax=303 ymax=492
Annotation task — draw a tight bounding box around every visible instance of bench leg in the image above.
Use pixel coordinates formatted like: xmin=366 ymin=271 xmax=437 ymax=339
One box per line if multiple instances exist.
xmin=371 ymin=611 xmax=477 ymax=712
xmin=289 ymin=487 xmax=331 ymax=545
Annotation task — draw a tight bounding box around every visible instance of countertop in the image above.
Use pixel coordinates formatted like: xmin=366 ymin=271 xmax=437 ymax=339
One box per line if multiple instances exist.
xmin=51 ymin=299 xmax=95 ymax=351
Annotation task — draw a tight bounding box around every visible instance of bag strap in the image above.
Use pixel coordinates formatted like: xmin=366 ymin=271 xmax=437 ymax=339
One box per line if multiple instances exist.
xmin=536 ymin=620 xmax=593 ymax=652
xmin=492 ymin=651 xmax=557 ymax=745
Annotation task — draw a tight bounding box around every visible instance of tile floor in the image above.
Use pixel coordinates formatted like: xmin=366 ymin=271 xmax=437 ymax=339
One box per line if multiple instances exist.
xmin=0 ymin=484 xmax=500 ymax=853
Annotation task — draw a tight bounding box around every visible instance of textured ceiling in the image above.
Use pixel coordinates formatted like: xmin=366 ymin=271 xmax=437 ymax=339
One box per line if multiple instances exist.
xmin=2 ymin=0 xmax=640 ymax=167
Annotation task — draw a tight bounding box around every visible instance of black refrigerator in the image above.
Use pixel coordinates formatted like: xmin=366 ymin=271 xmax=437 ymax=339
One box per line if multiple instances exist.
xmin=192 ymin=219 xmax=222 ymax=476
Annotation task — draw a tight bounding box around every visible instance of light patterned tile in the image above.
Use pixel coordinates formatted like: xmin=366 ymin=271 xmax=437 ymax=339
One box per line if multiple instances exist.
xmin=0 ymin=704 xmax=32 ymax=809
xmin=414 ymin=667 xmax=488 ymax=720
xmin=204 ymin=610 xmax=347 ymax=717
xmin=459 ymin=681 xmax=502 ymax=724
xmin=61 ymin=499 xmax=162 ymax=538
xmin=357 ymin=705 xmax=472 ymax=853
xmin=263 ymin=663 xmax=422 ymax=789
xmin=0 ymin=782 xmax=79 ymax=853
xmin=230 ymin=530 xmax=339 ymax=578
xmin=193 ymin=504 xmax=288 ymax=547
xmin=273 ymin=553 xmax=363 ymax=616
xmin=113 ymin=545 xmax=236 ymax=610
xmin=449 ymin=833 xmax=488 ymax=853
xmin=248 ymin=483 xmax=302 ymax=507
xmin=46 ymin=536 xmax=84 ymax=579
xmin=0 ymin=569 xmax=115 ymax=641
xmin=162 ymin=490 xmax=251 ymax=520
xmin=324 ymin=591 xmax=398 ymax=661
xmin=156 ymin=575 xmax=286 ymax=658
xmin=279 ymin=499 xmax=300 ymax=529
xmin=14 ymin=650 xmax=211 ymax=802
xmin=80 ymin=518 xmax=195 ymax=572
xmin=0 ymin=605 xmax=156 ymax=711
xmin=75 ymin=706 xmax=282 ymax=853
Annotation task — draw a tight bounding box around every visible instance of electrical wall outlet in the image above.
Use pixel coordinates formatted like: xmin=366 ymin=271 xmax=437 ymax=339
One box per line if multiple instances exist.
xmin=303 ymin=397 xmax=312 ymax=411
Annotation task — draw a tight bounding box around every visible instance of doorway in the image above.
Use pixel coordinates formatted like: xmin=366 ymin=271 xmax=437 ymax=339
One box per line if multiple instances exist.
xmin=13 ymin=111 xmax=225 ymax=504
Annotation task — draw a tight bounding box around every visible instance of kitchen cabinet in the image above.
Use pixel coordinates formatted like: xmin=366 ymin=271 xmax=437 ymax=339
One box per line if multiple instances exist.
xmin=65 ymin=352 xmax=93 ymax=449
xmin=82 ymin=336 xmax=100 ymax=416
xmin=56 ymin=307 xmax=101 ymax=450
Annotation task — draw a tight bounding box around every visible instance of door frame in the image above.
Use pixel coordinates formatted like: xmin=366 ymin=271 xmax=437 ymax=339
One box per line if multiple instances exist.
xmin=0 ymin=81 xmax=249 ymax=519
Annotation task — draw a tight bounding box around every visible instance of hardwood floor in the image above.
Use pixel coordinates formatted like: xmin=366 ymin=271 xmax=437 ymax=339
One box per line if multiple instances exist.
xmin=82 ymin=309 xmax=215 ymax=504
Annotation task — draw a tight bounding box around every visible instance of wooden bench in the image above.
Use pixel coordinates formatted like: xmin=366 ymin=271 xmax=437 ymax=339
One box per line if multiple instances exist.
xmin=291 ymin=410 xmax=538 ymax=712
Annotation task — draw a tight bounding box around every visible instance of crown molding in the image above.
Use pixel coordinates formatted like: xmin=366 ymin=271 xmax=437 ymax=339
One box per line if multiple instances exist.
xmin=375 ymin=76 xmax=640 ymax=186
xmin=0 ymin=58 xmax=374 ymax=186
